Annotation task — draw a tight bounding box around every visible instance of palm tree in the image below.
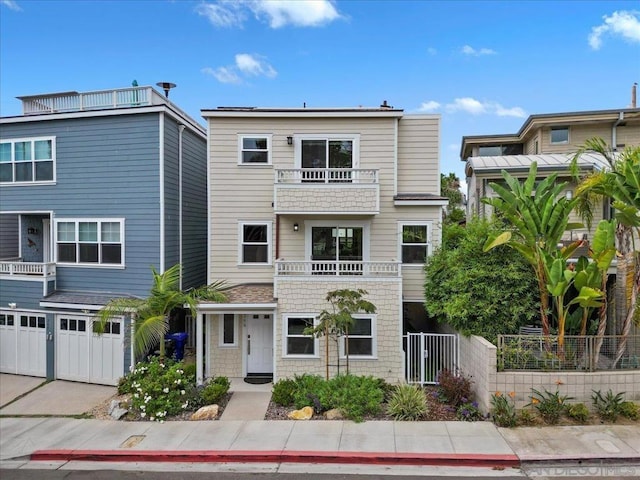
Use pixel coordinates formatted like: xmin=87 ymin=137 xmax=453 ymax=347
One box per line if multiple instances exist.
xmin=96 ymin=264 xmax=227 ymax=359
xmin=483 ymin=162 xmax=582 ymax=337
xmin=572 ymin=139 xmax=640 ymax=367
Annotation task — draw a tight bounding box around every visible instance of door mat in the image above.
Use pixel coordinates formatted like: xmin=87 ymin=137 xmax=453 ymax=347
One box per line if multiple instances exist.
xmin=243 ymin=375 xmax=273 ymax=385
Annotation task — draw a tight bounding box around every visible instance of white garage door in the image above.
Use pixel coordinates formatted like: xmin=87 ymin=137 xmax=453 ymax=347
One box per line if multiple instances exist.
xmin=56 ymin=315 xmax=124 ymax=386
xmin=0 ymin=311 xmax=47 ymax=377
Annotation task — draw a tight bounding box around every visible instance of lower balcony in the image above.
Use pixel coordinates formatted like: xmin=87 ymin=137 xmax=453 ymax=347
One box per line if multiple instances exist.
xmin=275 ymin=260 xmax=400 ymax=277
xmin=0 ymin=260 xmax=57 ymax=298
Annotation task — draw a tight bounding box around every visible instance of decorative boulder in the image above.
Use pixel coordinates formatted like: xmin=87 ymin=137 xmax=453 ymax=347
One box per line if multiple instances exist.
xmin=288 ymin=406 xmax=314 ymax=420
xmin=108 ymin=399 xmax=128 ymax=420
xmin=324 ymin=408 xmax=343 ymax=420
xmin=191 ymin=404 xmax=219 ymax=420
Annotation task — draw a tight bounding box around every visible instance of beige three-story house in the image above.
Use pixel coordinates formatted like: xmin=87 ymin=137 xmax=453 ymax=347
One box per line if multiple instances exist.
xmin=192 ymin=105 xmax=446 ymax=384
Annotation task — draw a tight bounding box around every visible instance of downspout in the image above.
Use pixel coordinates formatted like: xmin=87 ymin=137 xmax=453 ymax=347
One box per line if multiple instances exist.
xmin=178 ymin=124 xmax=186 ymax=289
xmin=275 ymin=214 xmax=280 ymax=259
xmin=612 ymin=112 xmax=624 ymax=151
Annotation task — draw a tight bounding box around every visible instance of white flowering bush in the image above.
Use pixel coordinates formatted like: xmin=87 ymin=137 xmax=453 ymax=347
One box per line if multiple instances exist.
xmin=119 ymin=356 xmax=197 ymax=421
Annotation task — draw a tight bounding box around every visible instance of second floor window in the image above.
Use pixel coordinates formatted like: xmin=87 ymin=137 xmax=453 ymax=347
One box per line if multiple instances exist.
xmin=297 ymin=135 xmax=359 ymax=182
xmin=55 ymin=219 xmax=124 ymax=266
xmin=239 ymin=135 xmax=271 ymax=164
xmin=400 ymin=223 xmax=431 ymax=264
xmin=550 ymin=127 xmax=569 ymax=144
xmin=0 ymin=137 xmax=55 ymax=184
xmin=239 ymin=222 xmax=271 ymax=264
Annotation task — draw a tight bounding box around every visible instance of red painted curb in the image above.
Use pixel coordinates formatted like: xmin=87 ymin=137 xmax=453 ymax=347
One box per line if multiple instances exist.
xmin=31 ymin=449 xmax=520 ymax=468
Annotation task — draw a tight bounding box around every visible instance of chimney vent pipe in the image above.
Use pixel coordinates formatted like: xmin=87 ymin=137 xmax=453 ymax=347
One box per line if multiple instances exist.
xmin=632 ymin=83 xmax=637 ymax=109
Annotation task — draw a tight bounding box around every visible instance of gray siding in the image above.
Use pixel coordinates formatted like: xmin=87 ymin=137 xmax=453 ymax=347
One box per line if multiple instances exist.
xmin=0 ymin=213 xmax=19 ymax=258
xmin=0 ymin=115 xmax=163 ymax=297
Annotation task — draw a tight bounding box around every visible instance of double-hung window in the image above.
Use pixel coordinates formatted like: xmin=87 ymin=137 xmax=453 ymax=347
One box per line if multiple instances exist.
xmin=55 ymin=219 xmax=124 ymax=266
xmin=400 ymin=222 xmax=431 ymax=264
xmin=340 ymin=315 xmax=376 ymax=358
xmin=239 ymin=221 xmax=272 ymax=264
xmin=0 ymin=137 xmax=55 ymax=183
xmin=238 ymin=135 xmax=271 ymax=164
xmin=284 ymin=316 xmax=317 ymax=356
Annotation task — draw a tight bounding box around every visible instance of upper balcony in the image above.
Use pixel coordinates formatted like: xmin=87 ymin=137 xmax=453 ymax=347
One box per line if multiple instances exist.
xmin=274 ymin=168 xmax=380 ymax=215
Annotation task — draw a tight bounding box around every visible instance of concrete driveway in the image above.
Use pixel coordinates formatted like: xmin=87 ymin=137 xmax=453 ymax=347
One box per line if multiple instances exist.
xmin=0 ymin=374 xmax=116 ymax=416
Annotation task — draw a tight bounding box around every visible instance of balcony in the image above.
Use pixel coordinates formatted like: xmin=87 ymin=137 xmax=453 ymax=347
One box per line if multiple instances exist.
xmin=274 ymin=168 xmax=379 ymax=215
xmin=275 ymin=260 xmax=400 ymax=277
xmin=0 ymin=260 xmax=56 ymax=297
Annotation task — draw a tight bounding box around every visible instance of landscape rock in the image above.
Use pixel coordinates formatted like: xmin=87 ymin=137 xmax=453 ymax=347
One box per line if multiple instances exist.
xmin=288 ymin=406 xmax=314 ymax=420
xmin=324 ymin=408 xmax=343 ymax=420
xmin=191 ymin=404 xmax=219 ymax=420
xmin=108 ymin=399 xmax=128 ymax=420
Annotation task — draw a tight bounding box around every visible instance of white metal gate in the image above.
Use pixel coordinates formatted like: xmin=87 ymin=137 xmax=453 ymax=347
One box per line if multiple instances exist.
xmin=405 ymin=333 xmax=459 ymax=385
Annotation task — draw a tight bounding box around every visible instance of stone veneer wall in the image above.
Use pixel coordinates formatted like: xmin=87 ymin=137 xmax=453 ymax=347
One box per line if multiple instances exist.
xmin=275 ymin=279 xmax=403 ymax=383
xmin=208 ymin=314 xmax=243 ymax=378
xmin=458 ymin=334 xmax=640 ymax=414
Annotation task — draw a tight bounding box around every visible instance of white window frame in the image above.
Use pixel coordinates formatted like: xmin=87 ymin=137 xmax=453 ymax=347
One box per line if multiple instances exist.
xmin=339 ymin=314 xmax=377 ymax=359
xmin=283 ymin=314 xmax=319 ymax=358
xmin=219 ymin=313 xmax=238 ymax=347
xmin=238 ymin=134 xmax=272 ymax=165
xmin=398 ymin=221 xmax=432 ymax=266
xmin=294 ymin=134 xmax=360 ymax=169
xmin=54 ymin=218 xmax=125 ymax=267
xmin=304 ymin=220 xmax=370 ymax=261
xmin=0 ymin=136 xmax=56 ymax=185
xmin=238 ymin=221 xmax=272 ymax=265
xmin=550 ymin=127 xmax=569 ymax=145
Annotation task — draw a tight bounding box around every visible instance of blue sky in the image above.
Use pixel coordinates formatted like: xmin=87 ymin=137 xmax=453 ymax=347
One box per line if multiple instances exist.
xmin=1 ymin=0 xmax=639 ymax=182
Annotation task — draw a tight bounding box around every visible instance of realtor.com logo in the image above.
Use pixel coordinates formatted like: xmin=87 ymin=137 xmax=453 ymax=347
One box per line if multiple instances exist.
xmin=527 ymin=465 xmax=638 ymax=477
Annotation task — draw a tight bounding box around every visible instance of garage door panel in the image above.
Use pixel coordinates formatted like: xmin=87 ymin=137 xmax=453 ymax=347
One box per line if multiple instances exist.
xmin=16 ymin=314 xmax=46 ymax=377
xmin=0 ymin=314 xmax=17 ymax=373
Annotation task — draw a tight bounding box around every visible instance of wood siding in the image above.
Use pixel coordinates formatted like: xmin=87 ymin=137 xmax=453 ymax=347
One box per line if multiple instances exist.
xmin=0 ymin=214 xmax=19 ymax=258
xmin=397 ymin=115 xmax=440 ymax=194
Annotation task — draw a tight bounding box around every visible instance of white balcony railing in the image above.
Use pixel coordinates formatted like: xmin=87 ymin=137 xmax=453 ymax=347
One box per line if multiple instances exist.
xmin=275 ymin=168 xmax=378 ymax=184
xmin=276 ymin=260 xmax=400 ymax=277
xmin=0 ymin=261 xmax=56 ymax=278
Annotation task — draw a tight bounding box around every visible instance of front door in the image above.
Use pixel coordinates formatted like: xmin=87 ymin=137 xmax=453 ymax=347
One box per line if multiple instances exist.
xmin=246 ymin=315 xmax=273 ymax=374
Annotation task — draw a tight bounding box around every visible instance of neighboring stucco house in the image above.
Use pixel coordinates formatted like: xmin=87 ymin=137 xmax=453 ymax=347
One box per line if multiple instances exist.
xmin=0 ymin=86 xmax=207 ymax=385
xmin=194 ymin=105 xmax=446 ymax=385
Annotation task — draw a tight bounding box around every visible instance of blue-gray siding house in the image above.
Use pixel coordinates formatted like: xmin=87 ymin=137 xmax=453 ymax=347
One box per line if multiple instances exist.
xmin=0 ymin=86 xmax=207 ymax=385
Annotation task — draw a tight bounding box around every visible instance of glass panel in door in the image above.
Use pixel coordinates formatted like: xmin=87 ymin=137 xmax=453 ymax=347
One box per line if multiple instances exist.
xmin=328 ymin=141 xmax=353 ymax=183
xmin=311 ymin=226 xmax=363 ymax=275
xmin=301 ymin=140 xmax=326 ymax=182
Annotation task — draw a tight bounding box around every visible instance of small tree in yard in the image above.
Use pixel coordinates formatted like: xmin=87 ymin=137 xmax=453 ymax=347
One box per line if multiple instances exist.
xmin=305 ymin=289 xmax=376 ymax=380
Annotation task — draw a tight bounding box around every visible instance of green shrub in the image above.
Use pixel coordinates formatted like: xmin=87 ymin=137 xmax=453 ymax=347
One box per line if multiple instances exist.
xmin=291 ymin=374 xmax=326 ymax=409
xmin=386 ymin=384 xmax=428 ymax=421
xmin=320 ymin=375 xmax=384 ymax=422
xmin=182 ymin=363 xmax=197 ymax=379
xmin=592 ymin=389 xmax=625 ymax=422
xmin=490 ymin=392 xmax=517 ymax=427
xmin=567 ymin=403 xmax=590 ymax=423
xmin=457 ymin=401 xmax=484 ymax=421
xmin=123 ymin=357 xmax=196 ymax=421
xmin=620 ymin=401 xmax=639 ymax=421
xmin=527 ymin=388 xmax=573 ymax=425
xmin=272 ymin=379 xmax=297 ymax=406
xmin=201 ymin=377 xmax=230 ymax=405
xmin=436 ymin=369 xmax=473 ymax=407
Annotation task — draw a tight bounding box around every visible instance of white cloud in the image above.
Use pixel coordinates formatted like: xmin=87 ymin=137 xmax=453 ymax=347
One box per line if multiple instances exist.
xmin=196 ymin=0 xmax=342 ymax=28
xmin=418 ymin=101 xmax=441 ymax=112
xmin=201 ymin=66 xmax=242 ymax=84
xmin=440 ymin=97 xmax=526 ymax=118
xmin=461 ymin=45 xmax=497 ymax=56
xmin=589 ymin=10 xmax=640 ymax=50
xmin=445 ymin=97 xmax=487 ymax=115
xmin=202 ymin=53 xmax=277 ymax=84
xmin=448 ymin=143 xmax=459 ymax=151
xmin=1 ymin=0 xmax=21 ymax=10
xmin=195 ymin=2 xmax=245 ymax=28
xmin=235 ymin=53 xmax=277 ymax=78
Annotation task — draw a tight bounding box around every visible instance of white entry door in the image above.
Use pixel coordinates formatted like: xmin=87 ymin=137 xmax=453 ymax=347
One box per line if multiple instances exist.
xmin=0 ymin=311 xmax=46 ymax=377
xmin=56 ymin=315 xmax=124 ymax=386
xmin=246 ymin=315 xmax=273 ymax=374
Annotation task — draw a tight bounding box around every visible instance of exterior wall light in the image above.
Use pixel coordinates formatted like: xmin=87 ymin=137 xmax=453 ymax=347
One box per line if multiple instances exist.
xmin=293 ymin=223 xmax=299 ymax=232
xmin=287 ymin=136 xmax=293 ymax=145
